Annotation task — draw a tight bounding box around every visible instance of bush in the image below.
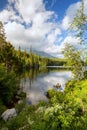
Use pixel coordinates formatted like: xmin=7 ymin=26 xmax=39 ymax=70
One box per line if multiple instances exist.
xmin=0 ymin=65 xmax=18 ymax=105
xmin=15 ymin=101 xmax=26 ymax=113
xmin=46 ymin=89 xmax=56 ymax=98
xmin=18 ymin=92 xmax=26 ymax=99
xmin=0 ymin=99 xmax=7 ymax=116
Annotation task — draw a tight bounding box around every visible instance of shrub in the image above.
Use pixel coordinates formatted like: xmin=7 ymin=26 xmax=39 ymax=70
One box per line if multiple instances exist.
xmin=0 ymin=65 xmax=18 ymax=105
xmin=0 ymin=99 xmax=7 ymax=116
xmin=46 ymin=89 xmax=56 ymax=98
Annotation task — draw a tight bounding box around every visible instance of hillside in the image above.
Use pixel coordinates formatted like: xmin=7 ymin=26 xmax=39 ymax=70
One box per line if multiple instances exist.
xmin=33 ymin=50 xmax=54 ymax=58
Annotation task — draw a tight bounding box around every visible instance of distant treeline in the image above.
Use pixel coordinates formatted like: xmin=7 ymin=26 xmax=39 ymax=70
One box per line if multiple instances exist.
xmin=0 ymin=42 xmax=67 ymax=72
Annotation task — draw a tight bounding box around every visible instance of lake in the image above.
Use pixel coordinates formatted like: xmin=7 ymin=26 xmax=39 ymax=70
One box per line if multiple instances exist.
xmin=20 ymin=67 xmax=72 ymax=104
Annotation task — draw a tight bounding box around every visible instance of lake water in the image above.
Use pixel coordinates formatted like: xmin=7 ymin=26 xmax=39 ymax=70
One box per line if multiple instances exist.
xmin=20 ymin=67 xmax=72 ymax=104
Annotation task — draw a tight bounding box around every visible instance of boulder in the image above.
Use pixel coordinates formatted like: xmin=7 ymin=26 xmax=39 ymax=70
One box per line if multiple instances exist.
xmin=18 ymin=100 xmax=23 ymax=104
xmin=54 ymin=83 xmax=61 ymax=89
xmin=1 ymin=108 xmax=17 ymax=121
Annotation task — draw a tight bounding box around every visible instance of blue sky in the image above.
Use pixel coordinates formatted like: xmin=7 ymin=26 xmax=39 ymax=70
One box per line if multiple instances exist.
xmin=0 ymin=0 xmax=86 ymax=57
xmin=44 ymin=0 xmax=80 ymax=21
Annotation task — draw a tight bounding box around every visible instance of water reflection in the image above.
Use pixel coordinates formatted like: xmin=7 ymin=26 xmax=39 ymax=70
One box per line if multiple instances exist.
xmin=20 ymin=68 xmax=72 ymax=104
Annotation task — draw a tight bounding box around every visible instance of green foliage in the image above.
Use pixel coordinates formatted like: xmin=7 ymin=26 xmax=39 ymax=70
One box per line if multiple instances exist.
xmin=0 ymin=65 xmax=18 ymax=105
xmin=15 ymin=46 xmax=66 ymax=71
xmin=0 ymin=21 xmax=6 ymax=48
xmin=1 ymin=42 xmax=16 ymax=71
xmin=43 ymin=79 xmax=87 ymax=130
xmin=46 ymin=58 xmax=67 ymax=66
xmin=4 ymin=103 xmax=46 ymax=130
xmin=1 ymin=7 xmax=87 ymax=129
xmin=70 ymin=0 xmax=87 ymax=45
xmin=0 ymin=80 xmax=87 ymax=130
xmin=0 ymin=99 xmax=7 ymax=116
xmin=63 ymin=43 xmax=84 ymax=80
xmin=0 ymin=21 xmax=6 ymax=63
xmin=0 ymin=21 xmax=67 ymax=73
xmin=46 ymin=89 xmax=56 ymax=98
xmin=63 ymin=0 xmax=87 ymax=80
xmin=15 ymin=101 xmax=26 ymax=113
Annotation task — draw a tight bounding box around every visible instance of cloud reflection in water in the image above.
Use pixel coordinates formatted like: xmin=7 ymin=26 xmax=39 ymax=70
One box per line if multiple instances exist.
xmin=20 ymin=70 xmax=72 ymax=104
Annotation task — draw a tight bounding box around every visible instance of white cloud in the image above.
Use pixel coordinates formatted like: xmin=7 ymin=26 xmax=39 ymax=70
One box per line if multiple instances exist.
xmin=62 ymin=16 xmax=70 ymax=30
xmin=84 ymin=0 xmax=87 ymax=14
xmin=0 ymin=5 xmax=23 ymax=23
xmin=0 ymin=0 xmax=86 ymax=57
xmin=62 ymin=36 xmax=80 ymax=45
xmin=62 ymin=0 xmax=87 ymax=30
xmin=8 ymin=0 xmax=15 ymax=4
xmin=0 ymin=10 xmax=13 ymax=23
xmin=60 ymin=36 xmax=82 ymax=55
xmin=0 ymin=0 xmax=62 ymax=56
xmin=62 ymin=2 xmax=81 ymax=30
xmin=5 ymin=22 xmax=26 ymax=48
xmin=13 ymin=0 xmax=46 ymax=24
xmin=47 ymin=35 xmax=81 ymax=57
xmin=46 ymin=29 xmax=61 ymax=44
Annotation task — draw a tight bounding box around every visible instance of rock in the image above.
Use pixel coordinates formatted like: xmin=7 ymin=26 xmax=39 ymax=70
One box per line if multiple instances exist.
xmin=1 ymin=108 xmax=17 ymax=121
xmin=18 ymin=100 xmax=23 ymax=104
xmin=54 ymin=83 xmax=61 ymax=88
xmin=15 ymin=95 xmax=21 ymax=100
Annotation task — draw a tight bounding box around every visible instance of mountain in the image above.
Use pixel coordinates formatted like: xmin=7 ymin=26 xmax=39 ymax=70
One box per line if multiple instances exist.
xmin=33 ymin=50 xmax=54 ymax=58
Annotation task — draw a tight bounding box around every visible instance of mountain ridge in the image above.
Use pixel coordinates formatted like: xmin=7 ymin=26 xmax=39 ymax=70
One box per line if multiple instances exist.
xmin=33 ymin=50 xmax=54 ymax=58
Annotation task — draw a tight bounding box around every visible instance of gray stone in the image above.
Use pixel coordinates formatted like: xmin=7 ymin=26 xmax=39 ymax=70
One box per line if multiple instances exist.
xmin=18 ymin=100 xmax=23 ymax=104
xmin=1 ymin=108 xmax=17 ymax=121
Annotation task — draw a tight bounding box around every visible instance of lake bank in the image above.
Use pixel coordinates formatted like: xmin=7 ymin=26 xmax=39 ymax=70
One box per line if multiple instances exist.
xmin=1 ymin=79 xmax=87 ymax=130
xmin=19 ymin=68 xmax=72 ymax=104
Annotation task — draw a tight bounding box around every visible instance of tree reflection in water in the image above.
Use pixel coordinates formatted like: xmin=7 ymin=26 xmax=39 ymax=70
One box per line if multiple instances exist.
xmin=19 ymin=67 xmax=72 ymax=104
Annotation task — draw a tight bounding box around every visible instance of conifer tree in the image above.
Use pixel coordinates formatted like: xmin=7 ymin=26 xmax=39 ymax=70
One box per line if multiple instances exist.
xmin=0 ymin=21 xmax=6 ymax=49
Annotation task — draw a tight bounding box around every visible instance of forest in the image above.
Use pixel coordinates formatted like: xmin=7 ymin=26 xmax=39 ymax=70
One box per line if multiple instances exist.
xmin=0 ymin=0 xmax=87 ymax=130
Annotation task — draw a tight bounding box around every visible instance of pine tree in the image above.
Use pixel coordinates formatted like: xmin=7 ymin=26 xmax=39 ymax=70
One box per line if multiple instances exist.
xmin=0 ymin=21 xmax=6 ymax=49
xmin=29 ymin=46 xmax=34 ymax=68
xmin=0 ymin=21 xmax=6 ymax=63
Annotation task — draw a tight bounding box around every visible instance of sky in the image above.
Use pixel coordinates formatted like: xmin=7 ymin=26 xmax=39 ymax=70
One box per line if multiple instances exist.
xmin=0 ymin=0 xmax=87 ymax=57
